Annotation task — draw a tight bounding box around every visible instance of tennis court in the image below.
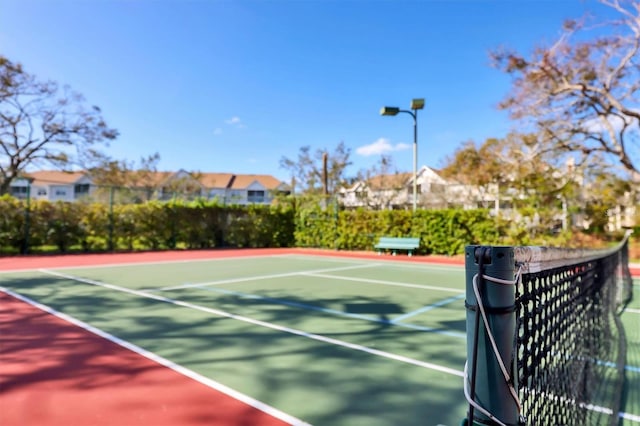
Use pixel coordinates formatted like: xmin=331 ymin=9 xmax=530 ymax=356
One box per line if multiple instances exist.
xmin=624 ymin=276 xmax=640 ymax=425
xmin=1 ymin=249 xmax=638 ymax=425
xmin=1 ymin=249 xmax=470 ymax=426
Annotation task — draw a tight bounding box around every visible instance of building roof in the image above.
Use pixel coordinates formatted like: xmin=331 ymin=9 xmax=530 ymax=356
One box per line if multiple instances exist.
xmin=22 ymin=170 xmax=285 ymax=190
xmin=130 ymin=171 xmax=175 ymax=187
xmin=25 ymin=171 xmax=87 ymax=185
xmin=198 ymin=173 xmax=234 ymax=188
xmin=228 ymin=174 xmax=284 ymax=190
xmin=366 ymin=172 xmax=412 ymax=190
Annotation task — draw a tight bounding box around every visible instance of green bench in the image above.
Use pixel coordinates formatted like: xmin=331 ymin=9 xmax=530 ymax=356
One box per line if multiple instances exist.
xmin=374 ymin=237 xmax=420 ymax=256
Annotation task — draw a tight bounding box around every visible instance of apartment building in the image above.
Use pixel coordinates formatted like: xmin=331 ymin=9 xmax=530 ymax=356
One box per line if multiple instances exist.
xmin=9 ymin=169 xmax=290 ymax=205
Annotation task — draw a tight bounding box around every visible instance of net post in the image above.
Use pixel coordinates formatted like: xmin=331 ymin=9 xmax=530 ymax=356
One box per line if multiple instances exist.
xmin=464 ymin=245 xmax=519 ymax=425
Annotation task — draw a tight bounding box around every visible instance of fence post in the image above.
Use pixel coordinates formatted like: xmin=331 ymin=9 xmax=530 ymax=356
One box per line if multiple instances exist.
xmin=108 ymin=186 xmax=115 ymax=251
xmin=169 ymin=192 xmax=177 ymax=249
xmin=333 ymin=197 xmax=339 ymax=250
xmin=22 ymin=184 xmax=31 ymax=254
xmin=464 ymin=245 xmax=519 ymax=425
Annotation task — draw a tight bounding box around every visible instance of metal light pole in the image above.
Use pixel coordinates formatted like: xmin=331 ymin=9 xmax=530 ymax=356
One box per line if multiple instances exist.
xmin=380 ymin=98 xmax=424 ymax=211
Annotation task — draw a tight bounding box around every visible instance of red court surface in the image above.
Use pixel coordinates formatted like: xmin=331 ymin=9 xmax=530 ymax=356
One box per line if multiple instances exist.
xmin=0 ymin=291 xmax=292 ymax=426
xmin=0 ymin=247 xmax=466 ymax=272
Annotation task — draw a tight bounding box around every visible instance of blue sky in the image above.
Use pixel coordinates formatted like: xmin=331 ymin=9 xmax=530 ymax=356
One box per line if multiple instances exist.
xmin=1 ymin=0 xmax=612 ymax=182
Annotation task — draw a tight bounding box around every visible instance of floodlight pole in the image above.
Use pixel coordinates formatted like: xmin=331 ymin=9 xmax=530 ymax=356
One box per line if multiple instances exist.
xmin=380 ymin=99 xmax=424 ymax=211
xmin=411 ymin=110 xmax=418 ymax=212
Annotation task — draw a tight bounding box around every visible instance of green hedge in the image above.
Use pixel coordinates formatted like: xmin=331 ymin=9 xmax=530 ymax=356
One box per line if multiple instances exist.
xmin=1 ymin=195 xmax=589 ymax=256
xmin=0 ymin=197 xmax=296 ymax=254
xmin=329 ymin=208 xmax=503 ymax=255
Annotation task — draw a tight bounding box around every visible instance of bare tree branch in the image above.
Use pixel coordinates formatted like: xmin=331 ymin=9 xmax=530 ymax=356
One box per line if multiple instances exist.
xmin=492 ymin=1 xmax=640 ymax=176
xmin=0 ymin=55 xmax=118 ymax=193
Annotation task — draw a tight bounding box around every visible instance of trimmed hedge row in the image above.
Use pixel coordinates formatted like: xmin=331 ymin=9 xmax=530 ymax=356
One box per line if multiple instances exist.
xmin=297 ymin=207 xmax=505 ymax=255
xmin=0 ymin=196 xmax=294 ymax=254
xmin=1 ymin=196 xmax=581 ymax=256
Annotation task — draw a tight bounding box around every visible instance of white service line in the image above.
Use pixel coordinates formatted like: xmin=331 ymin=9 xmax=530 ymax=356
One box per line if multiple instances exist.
xmin=38 ymin=268 xmax=464 ymax=378
xmin=620 ymin=411 xmax=640 ymax=423
xmin=392 ymin=294 xmax=466 ymax=323
xmin=1 ymin=287 xmax=311 ymax=426
xmin=626 ymin=308 xmax=640 ymax=314
xmin=157 ymin=263 xmax=381 ymax=291
xmin=284 ymin=254 xmax=465 ymax=271
xmin=0 ymin=253 xmax=293 ymax=274
xmin=305 ymin=272 xmax=464 ymax=294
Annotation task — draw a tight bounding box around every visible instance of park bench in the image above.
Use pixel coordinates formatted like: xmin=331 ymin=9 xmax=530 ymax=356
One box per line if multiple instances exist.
xmin=374 ymin=237 xmax=420 ymax=256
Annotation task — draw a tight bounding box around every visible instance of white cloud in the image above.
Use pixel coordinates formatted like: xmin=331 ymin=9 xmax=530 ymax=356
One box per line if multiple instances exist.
xmin=225 ymin=116 xmax=242 ymax=125
xmin=356 ymin=138 xmax=411 ymax=156
xmin=213 ymin=128 xmax=223 ymax=135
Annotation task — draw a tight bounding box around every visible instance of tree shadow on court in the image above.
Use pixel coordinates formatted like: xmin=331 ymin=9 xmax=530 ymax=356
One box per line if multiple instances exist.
xmin=126 ymin=291 xmax=471 ymax=425
xmin=122 ymin=314 xmax=468 ymax=426
xmin=438 ymin=318 xmax=466 ymax=333
xmin=344 ymin=302 xmax=403 ymax=322
xmin=1 ymin=274 xmax=470 ymax=426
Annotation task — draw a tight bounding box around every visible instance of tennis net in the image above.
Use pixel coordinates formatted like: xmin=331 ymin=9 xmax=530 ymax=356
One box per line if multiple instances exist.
xmin=464 ymin=231 xmax=634 ymax=426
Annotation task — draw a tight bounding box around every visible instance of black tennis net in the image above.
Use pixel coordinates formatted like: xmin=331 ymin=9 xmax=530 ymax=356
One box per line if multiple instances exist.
xmin=464 ymin=231 xmax=633 ymax=426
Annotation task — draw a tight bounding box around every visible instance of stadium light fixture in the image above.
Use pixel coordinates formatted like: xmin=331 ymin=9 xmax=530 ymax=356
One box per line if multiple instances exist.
xmin=380 ymin=106 xmax=400 ymax=116
xmin=379 ymin=98 xmax=425 ymax=211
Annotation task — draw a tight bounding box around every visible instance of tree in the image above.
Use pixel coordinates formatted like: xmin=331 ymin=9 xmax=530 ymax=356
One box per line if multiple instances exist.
xmin=439 ymin=138 xmax=506 ymax=208
xmin=492 ymin=0 xmax=640 ymax=177
xmin=89 ymin=153 xmax=161 ymax=202
xmin=440 ymin=133 xmax=583 ymax=234
xmin=582 ymin=172 xmax=634 ymax=232
xmin=354 ymin=154 xmax=405 ymax=210
xmin=0 ymin=55 xmax=118 ymax=194
xmin=160 ymin=170 xmax=204 ymax=201
xmin=279 ymin=141 xmax=352 ymax=196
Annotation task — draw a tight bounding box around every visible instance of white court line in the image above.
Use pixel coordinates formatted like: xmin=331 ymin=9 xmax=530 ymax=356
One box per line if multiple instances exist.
xmin=392 ymin=294 xmax=466 ymax=323
xmin=37 ymin=269 xmax=465 ymax=378
xmin=0 ymin=253 xmax=293 ymax=274
xmin=190 ymin=285 xmax=466 ymax=339
xmin=283 ymin=253 xmax=464 ymax=271
xmin=304 ymin=272 xmax=464 ymax=294
xmin=620 ymin=411 xmax=640 ymax=423
xmin=626 ymin=308 xmax=640 ymax=314
xmin=157 ymin=263 xmax=380 ymax=291
xmin=0 ymin=287 xmax=311 ymax=426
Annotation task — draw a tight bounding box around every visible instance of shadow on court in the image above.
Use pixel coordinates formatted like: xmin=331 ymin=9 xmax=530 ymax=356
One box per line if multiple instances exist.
xmin=1 ymin=273 xmax=470 ymax=426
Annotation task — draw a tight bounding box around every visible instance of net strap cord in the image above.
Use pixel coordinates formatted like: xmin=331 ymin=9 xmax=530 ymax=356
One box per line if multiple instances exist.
xmin=464 ymin=362 xmax=510 ymax=426
xmin=464 ymin=267 xmax=523 ymax=426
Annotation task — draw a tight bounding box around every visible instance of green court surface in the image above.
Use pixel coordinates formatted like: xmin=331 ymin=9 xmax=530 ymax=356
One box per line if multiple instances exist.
xmin=622 ymin=278 xmax=640 ymax=426
xmin=1 ymin=254 xmax=638 ymax=425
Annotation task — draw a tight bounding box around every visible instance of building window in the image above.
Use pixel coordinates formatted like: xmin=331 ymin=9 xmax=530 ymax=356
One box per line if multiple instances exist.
xmin=247 ymin=190 xmax=265 ymax=203
xmin=55 ymin=189 xmax=67 ymax=196
xmin=74 ymin=184 xmax=90 ymax=196
xmin=10 ymin=187 xmax=28 ymax=196
xmin=431 ymin=184 xmax=445 ymax=194
xmin=37 ymin=189 xmax=47 ymax=196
